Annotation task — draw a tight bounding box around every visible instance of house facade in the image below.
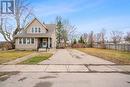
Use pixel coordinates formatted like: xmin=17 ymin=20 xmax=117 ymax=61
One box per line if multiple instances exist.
xmin=14 ymin=18 xmax=56 ymax=50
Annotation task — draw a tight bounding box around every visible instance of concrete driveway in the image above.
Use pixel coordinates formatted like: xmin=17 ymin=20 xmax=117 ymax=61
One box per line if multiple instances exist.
xmin=39 ymin=49 xmax=113 ymax=64
xmin=0 ymin=49 xmax=130 ymax=87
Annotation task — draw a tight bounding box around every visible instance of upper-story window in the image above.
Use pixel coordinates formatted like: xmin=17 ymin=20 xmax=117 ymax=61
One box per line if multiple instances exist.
xmin=31 ymin=27 xmax=42 ymax=33
xmin=39 ymin=28 xmax=41 ymax=33
xmin=35 ymin=28 xmax=37 ymax=32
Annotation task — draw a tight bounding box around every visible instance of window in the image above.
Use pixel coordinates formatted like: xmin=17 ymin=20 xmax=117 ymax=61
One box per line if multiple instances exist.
xmin=35 ymin=28 xmax=37 ymax=32
xmin=23 ymin=38 xmax=26 ymax=44
xmin=27 ymin=38 xmax=30 ymax=44
xmin=19 ymin=38 xmax=22 ymax=44
xmin=31 ymin=38 xmax=34 ymax=44
xmin=39 ymin=28 xmax=41 ymax=33
xmin=32 ymin=28 xmax=34 ymax=33
xmin=32 ymin=27 xmax=41 ymax=33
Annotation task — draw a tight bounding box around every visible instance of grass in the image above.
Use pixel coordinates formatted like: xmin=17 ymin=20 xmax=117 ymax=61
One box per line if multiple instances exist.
xmin=0 ymin=50 xmax=33 ymax=64
xmin=19 ymin=53 xmax=53 ymax=64
xmin=76 ymin=48 xmax=130 ymax=64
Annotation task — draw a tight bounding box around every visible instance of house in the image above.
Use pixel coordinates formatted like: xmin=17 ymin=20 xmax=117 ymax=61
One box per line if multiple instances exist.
xmin=14 ymin=18 xmax=56 ymax=50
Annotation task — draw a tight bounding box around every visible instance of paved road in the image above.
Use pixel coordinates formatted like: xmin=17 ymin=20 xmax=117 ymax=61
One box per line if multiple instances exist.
xmin=39 ymin=49 xmax=113 ymax=64
xmin=0 ymin=49 xmax=130 ymax=87
xmin=0 ymin=72 xmax=130 ymax=87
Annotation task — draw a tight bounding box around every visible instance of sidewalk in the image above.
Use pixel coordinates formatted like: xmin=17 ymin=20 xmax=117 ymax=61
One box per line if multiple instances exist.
xmin=0 ymin=64 xmax=130 ymax=73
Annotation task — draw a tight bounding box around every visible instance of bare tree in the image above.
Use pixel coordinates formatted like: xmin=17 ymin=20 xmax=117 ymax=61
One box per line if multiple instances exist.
xmin=63 ymin=20 xmax=77 ymax=45
xmin=0 ymin=18 xmax=12 ymax=42
xmin=98 ymin=29 xmax=106 ymax=48
xmin=124 ymin=32 xmax=130 ymax=42
xmin=95 ymin=33 xmax=101 ymax=43
xmin=88 ymin=31 xmax=94 ymax=47
xmin=110 ymin=31 xmax=123 ymax=44
xmin=56 ymin=17 xmax=77 ymax=48
xmin=13 ymin=0 xmax=33 ymax=36
xmin=82 ymin=33 xmax=89 ymax=43
xmin=0 ymin=0 xmax=33 ymax=48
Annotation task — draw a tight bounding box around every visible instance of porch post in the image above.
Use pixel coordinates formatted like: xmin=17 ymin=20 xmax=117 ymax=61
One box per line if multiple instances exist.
xmin=48 ymin=37 xmax=50 ymax=48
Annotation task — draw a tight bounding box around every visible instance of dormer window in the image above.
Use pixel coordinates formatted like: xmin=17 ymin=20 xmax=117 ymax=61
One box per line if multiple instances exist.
xmin=35 ymin=28 xmax=37 ymax=32
xmin=32 ymin=28 xmax=34 ymax=33
xmin=31 ymin=27 xmax=42 ymax=33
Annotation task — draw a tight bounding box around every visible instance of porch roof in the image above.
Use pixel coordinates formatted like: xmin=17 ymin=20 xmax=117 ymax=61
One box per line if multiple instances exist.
xmin=14 ymin=33 xmax=52 ymax=38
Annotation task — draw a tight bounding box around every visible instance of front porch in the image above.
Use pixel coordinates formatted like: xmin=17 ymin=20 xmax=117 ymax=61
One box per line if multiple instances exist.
xmin=37 ymin=37 xmax=52 ymax=51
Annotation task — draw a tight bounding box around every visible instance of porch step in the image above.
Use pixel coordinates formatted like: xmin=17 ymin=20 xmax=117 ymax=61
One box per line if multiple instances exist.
xmin=38 ymin=48 xmax=47 ymax=52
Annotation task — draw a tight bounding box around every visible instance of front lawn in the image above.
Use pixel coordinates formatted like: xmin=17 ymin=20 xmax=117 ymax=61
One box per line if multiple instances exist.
xmin=76 ymin=48 xmax=130 ymax=64
xmin=19 ymin=53 xmax=52 ymax=64
xmin=0 ymin=50 xmax=33 ymax=64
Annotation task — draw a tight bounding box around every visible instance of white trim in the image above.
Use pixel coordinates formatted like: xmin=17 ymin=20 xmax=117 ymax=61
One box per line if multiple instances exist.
xmin=48 ymin=38 xmax=50 ymax=48
xmin=24 ymin=18 xmax=48 ymax=31
xmin=27 ymin=38 xmax=30 ymax=44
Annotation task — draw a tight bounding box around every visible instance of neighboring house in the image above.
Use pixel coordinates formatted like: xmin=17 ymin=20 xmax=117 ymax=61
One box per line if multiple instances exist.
xmin=14 ymin=18 xmax=56 ymax=50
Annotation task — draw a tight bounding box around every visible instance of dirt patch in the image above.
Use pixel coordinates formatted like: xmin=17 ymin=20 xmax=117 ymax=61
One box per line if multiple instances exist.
xmin=127 ymin=81 xmax=130 ymax=83
xmin=34 ymin=81 xmax=53 ymax=87
xmin=70 ymin=52 xmax=82 ymax=59
xmin=0 ymin=75 xmax=10 ymax=81
xmin=0 ymin=71 xmax=19 ymax=81
xmin=75 ymin=55 xmax=82 ymax=59
xmin=39 ymin=76 xmax=57 ymax=79
xmin=18 ymin=77 xmax=27 ymax=81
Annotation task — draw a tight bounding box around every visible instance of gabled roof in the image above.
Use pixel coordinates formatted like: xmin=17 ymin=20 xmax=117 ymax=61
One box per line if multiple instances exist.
xmin=24 ymin=18 xmax=48 ymax=31
xmin=14 ymin=18 xmax=56 ymax=38
xmin=46 ymin=24 xmax=56 ymax=33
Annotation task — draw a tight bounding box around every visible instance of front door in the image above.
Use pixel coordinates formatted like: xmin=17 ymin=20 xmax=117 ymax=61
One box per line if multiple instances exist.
xmin=42 ymin=39 xmax=47 ymax=48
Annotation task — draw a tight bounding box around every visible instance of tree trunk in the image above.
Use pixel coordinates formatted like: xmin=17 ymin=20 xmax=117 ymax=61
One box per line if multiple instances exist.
xmin=9 ymin=41 xmax=15 ymax=49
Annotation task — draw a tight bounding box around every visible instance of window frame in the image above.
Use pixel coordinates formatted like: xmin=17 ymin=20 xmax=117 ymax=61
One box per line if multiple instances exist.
xmin=19 ymin=38 xmax=22 ymax=44
xmin=23 ymin=38 xmax=26 ymax=44
xmin=27 ymin=38 xmax=30 ymax=44
xmin=35 ymin=28 xmax=37 ymax=33
xmin=39 ymin=28 xmax=41 ymax=33
xmin=31 ymin=38 xmax=34 ymax=44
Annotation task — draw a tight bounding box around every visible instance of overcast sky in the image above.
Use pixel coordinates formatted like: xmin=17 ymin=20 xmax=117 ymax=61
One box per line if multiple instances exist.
xmin=0 ymin=0 xmax=130 ymax=41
